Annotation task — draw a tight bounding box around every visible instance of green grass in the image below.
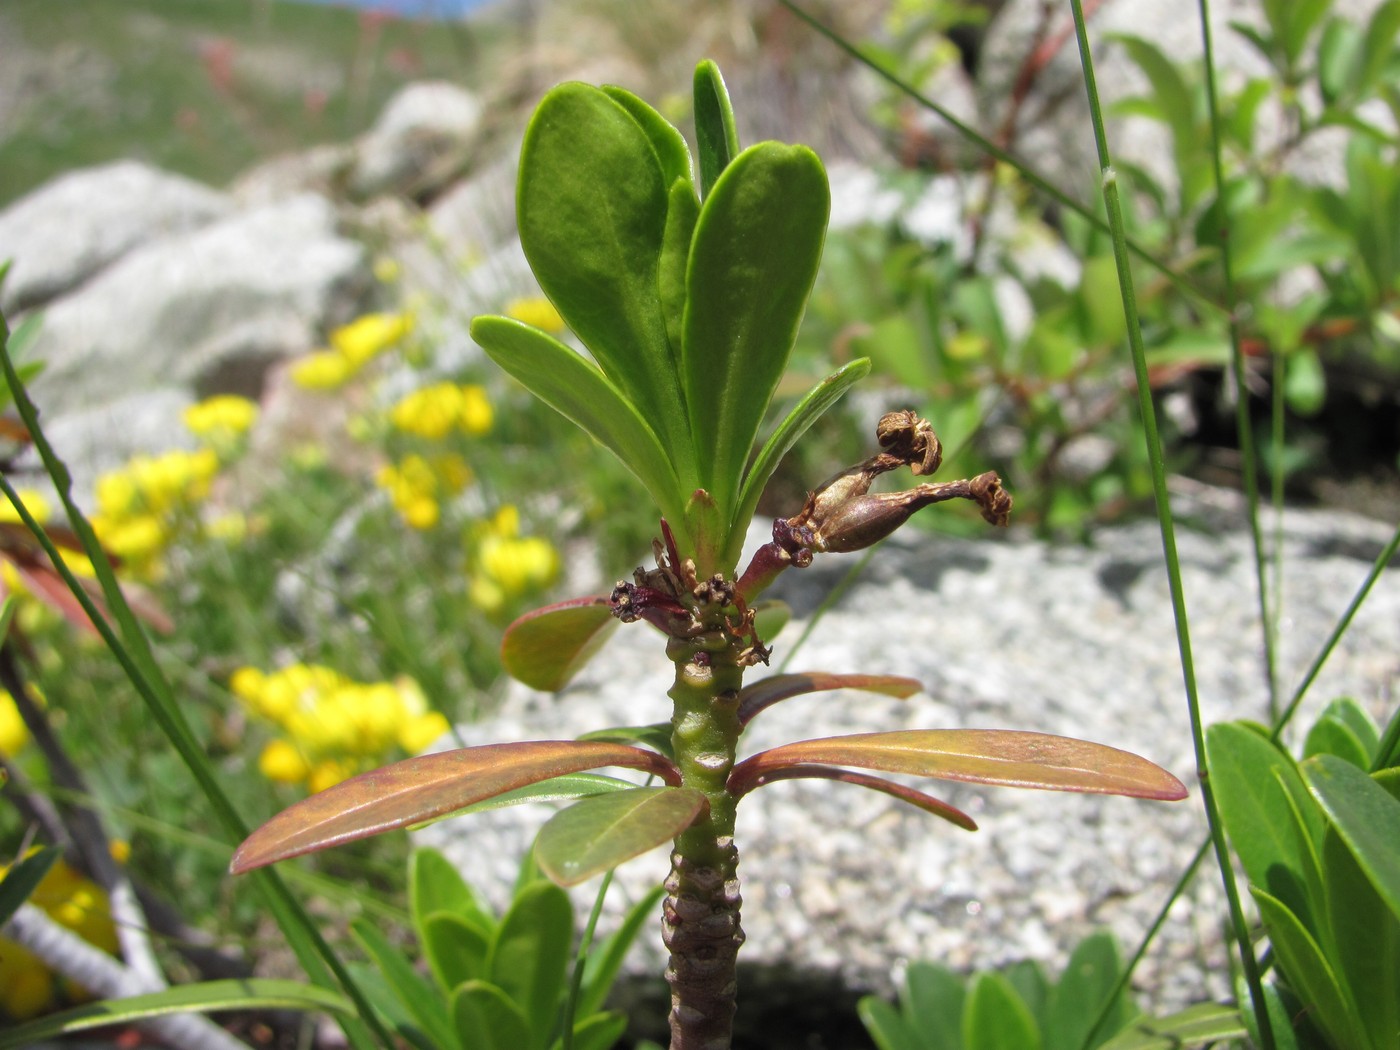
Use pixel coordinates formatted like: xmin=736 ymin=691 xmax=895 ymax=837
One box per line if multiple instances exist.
xmin=0 ymin=0 xmax=507 ymax=207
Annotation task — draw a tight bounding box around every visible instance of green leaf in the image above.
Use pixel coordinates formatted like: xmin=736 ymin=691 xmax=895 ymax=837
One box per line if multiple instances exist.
xmin=0 ymin=846 xmax=60 ymax=927
xmin=1205 ymin=722 xmax=1323 ymax=930
xmin=423 ymin=912 xmax=491 ymax=995
xmin=729 ymin=357 xmax=871 ymax=567
xmin=1303 ymin=716 xmax=1371 ymax=769
xmin=601 ymin=85 xmax=692 ymax=189
xmin=351 ymin=918 xmax=459 ymax=1050
xmin=1304 ymin=753 xmax=1400 ymax=924
xmin=1316 ymin=17 xmax=1363 ymax=104
xmin=451 ymin=980 xmax=532 ymax=1050
xmin=1320 ymin=824 xmax=1400 ymax=1050
xmin=0 ymin=594 xmax=17 ymax=647
xmin=411 ymin=847 xmax=495 ymax=941
xmin=487 ymin=880 xmax=574 ymax=1049
xmin=578 ymin=723 xmax=675 ymax=759
xmin=1095 ymin=1002 xmax=1247 ymax=1050
xmin=500 ymin=595 xmax=619 ymax=693
xmin=471 ymin=318 xmax=686 ymax=533
xmin=737 ymin=671 xmax=921 ymax=726
xmin=736 ymin=763 xmax=977 ymax=830
xmin=231 ymin=741 xmax=681 ymax=872
xmin=1108 ymin=36 xmax=1196 ymax=169
xmin=1283 ymin=348 xmax=1326 ymax=416
xmin=751 ymin=599 xmax=790 ymax=645
xmin=1045 ymin=932 xmax=1136 ymax=1050
xmin=577 ymin=883 xmax=667 ymax=1019
xmin=536 ymin=786 xmax=707 ymax=886
xmin=963 ymin=972 xmax=1041 ymax=1050
xmin=1358 ymin=1 xmax=1400 ymax=98
xmin=515 ymin=83 xmax=694 ymax=483
xmin=693 ymin=59 xmax=740 ymax=200
xmin=552 ymin=1010 xmax=629 ymax=1050
xmin=0 ymin=979 xmax=355 ymax=1049
xmin=731 ymin=729 xmax=1188 ymax=801
xmin=660 ymin=178 xmax=701 ymax=362
xmin=1252 ymin=888 xmax=1363 ymax=1050
xmin=1318 ymin=697 xmax=1381 ymax=762
xmin=903 ymin=962 xmax=965 ymax=1050
xmin=682 ymin=140 xmax=830 ymax=533
xmin=858 ymin=995 xmax=921 ymax=1050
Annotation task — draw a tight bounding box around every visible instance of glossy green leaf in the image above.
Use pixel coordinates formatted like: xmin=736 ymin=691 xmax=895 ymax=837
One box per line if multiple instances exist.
xmin=0 ymin=979 xmax=355 ymax=1049
xmin=601 ymin=86 xmax=692 ymax=189
xmin=751 ymin=599 xmax=790 ymax=645
xmin=1045 ymin=931 xmax=1135 ymax=1050
xmin=736 ymin=763 xmax=976 ymax=830
xmin=1303 ymin=715 xmax=1370 ymax=769
xmin=411 ymin=847 xmax=494 ymax=942
xmin=552 ymin=1010 xmax=630 ymax=1050
xmin=737 ymin=671 xmax=921 ymax=726
xmin=858 ymin=995 xmax=920 ymax=1050
xmin=693 ymin=59 xmax=740 ymax=200
xmin=902 ymin=962 xmax=964 ymax=1050
xmin=451 ymin=980 xmax=531 ymax=1050
xmin=472 ymin=318 xmax=686 ymax=533
xmin=730 ymin=730 xmax=1188 ymax=801
xmin=230 ymin=741 xmax=681 ymax=872
xmin=500 ymin=595 xmax=618 ymax=693
xmin=343 ymin=963 xmax=439 ymax=1050
xmin=682 ymin=140 xmax=829 ymax=529
xmin=660 ymin=179 xmax=700 ymax=362
xmin=461 ymin=772 xmax=644 ymax=813
xmin=1205 ymin=721 xmax=1323 ymax=929
xmin=964 ymin=972 xmax=1040 ymax=1050
xmin=487 ymin=880 xmax=573 ymax=1048
xmin=0 ymin=846 xmax=59 ymax=927
xmin=351 ymin=918 xmax=458 ymax=1050
xmin=1320 ymin=823 xmax=1400 ymax=1050
xmin=1305 ymin=753 xmax=1400 ymax=923
xmin=577 ymin=883 xmax=667 ymax=1019
xmin=1252 ymin=888 xmax=1363 ymax=1050
xmin=728 ymin=358 xmax=871 ymax=567
xmin=536 ymin=786 xmax=707 ymax=886
xmin=423 ymin=912 xmax=490 ymax=995
xmin=516 ymin=83 xmax=694 ymax=480
xmin=578 ymin=723 xmax=675 ymax=759
xmin=1318 ymin=697 xmax=1381 ymax=761
xmin=1095 ymin=1002 xmax=1247 ymax=1050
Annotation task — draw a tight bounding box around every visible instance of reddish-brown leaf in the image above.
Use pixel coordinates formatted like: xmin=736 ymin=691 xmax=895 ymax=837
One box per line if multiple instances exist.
xmin=737 ymin=672 xmax=922 ymax=725
xmin=501 ymin=596 xmax=618 ymax=691
xmin=735 ymin=762 xmax=976 ymax=830
xmin=729 ymin=729 xmax=1188 ymax=801
xmin=230 ymin=741 xmax=682 ymax=873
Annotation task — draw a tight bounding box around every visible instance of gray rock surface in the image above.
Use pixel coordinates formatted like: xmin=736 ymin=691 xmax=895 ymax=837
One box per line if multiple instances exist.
xmin=418 ymin=487 xmax=1400 ymax=1009
xmin=0 ymin=160 xmax=231 ymax=314
xmin=27 ymin=193 xmax=369 ymax=418
xmin=349 ymin=80 xmax=483 ymax=201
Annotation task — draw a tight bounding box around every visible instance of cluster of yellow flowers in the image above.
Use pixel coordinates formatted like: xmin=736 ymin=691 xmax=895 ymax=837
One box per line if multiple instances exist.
xmin=374 ymin=452 xmax=474 ymax=530
xmin=290 ymin=312 xmax=416 ymax=391
xmin=389 ymin=381 xmax=493 ymax=440
xmin=0 ymin=853 xmax=119 ymax=1020
xmin=467 ymin=505 xmax=560 ymax=614
xmin=86 ymin=395 xmax=258 ymax=575
xmin=230 ymin=663 xmax=449 ymax=793
xmin=503 ymin=296 xmax=566 ymax=334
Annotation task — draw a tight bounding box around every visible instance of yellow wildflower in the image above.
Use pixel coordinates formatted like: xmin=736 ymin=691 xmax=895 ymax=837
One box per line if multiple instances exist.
xmin=504 ymin=296 xmax=566 ymax=335
xmin=290 ymin=350 xmax=354 ymax=391
xmin=390 ymin=382 xmax=464 ymax=440
xmin=259 ymin=739 xmax=311 ymax=784
xmin=0 ymin=488 xmax=51 ymax=525
xmin=457 ymin=384 xmax=492 ymax=435
xmin=183 ymin=395 xmax=259 ymax=446
xmin=399 ymin=711 xmax=450 ymax=753
xmin=331 ymin=312 xmax=414 ymax=368
xmin=479 ymin=534 xmax=559 ymax=595
xmin=308 ymin=758 xmax=356 ymax=793
xmin=0 ymin=689 xmax=28 ymax=757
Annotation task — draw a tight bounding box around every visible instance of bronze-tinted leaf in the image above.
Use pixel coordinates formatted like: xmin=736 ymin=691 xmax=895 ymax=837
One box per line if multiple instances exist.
xmin=737 ymin=672 xmax=921 ymax=725
xmin=230 ymin=741 xmax=682 ymax=873
xmin=500 ymin=596 xmax=618 ymax=692
xmin=535 ymin=787 xmax=707 ymax=886
xmin=728 ymin=729 xmax=1188 ymax=801
xmin=737 ymin=763 xmax=976 ymax=830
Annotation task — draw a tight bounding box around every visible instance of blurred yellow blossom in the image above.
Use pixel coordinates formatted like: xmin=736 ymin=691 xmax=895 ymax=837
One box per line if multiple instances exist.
xmin=390 ymin=382 xmax=493 ymax=439
xmin=332 ymin=312 xmax=414 ymax=368
xmin=0 ymin=689 xmax=29 ymax=757
xmin=183 ymin=395 xmax=259 ymax=455
xmin=375 ymin=453 xmax=473 ymax=529
xmin=0 ymin=854 xmax=118 ymax=1020
xmin=88 ymin=448 xmax=222 ymax=576
xmin=373 ymin=256 xmax=402 ymax=284
xmin=0 ymin=488 xmax=51 ymax=525
xmin=467 ymin=505 xmax=559 ymax=613
xmin=504 ymin=296 xmax=566 ymax=335
xmin=290 ymin=349 xmax=354 ymax=391
xmin=232 ymin=662 xmax=443 ymax=792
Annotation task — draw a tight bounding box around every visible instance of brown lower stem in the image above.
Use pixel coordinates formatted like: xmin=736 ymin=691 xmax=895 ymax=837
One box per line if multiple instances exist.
xmin=663 ymin=838 xmax=744 ymax=1049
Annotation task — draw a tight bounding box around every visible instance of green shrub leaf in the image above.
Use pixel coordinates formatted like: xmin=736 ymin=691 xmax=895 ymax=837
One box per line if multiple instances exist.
xmin=487 ymin=881 xmax=574 ymax=1048
xmin=1095 ymin=1002 xmax=1246 ymax=1050
xmin=410 ymin=847 xmax=494 ymax=942
xmin=1304 ymin=753 xmax=1400 ymax=923
xmin=693 ymin=59 xmax=740 ymax=199
xmin=451 ymin=980 xmax=531 ymax=1050
xmin=1045 ymin=931 xmax=1136 ymax=1050
xmin=902 ymin=962 xmax=965 ymax=1050
xmin=536 ymin=786 xmax=707 ymax=886
xmin=1252 ymin=888 xmax=1363 ymax=1050
xmin=500 ymin=595 xmax=619 ymax=693
xmin=422 ymin=912 xmax=490 ymax=995
xmin=351 ymin=918 xmax=458 ymax=1050
xmin=858 ymin=995 xmax=921 ymax=1050
xmin=963 ymin=972 xmax=1041 ymax=1050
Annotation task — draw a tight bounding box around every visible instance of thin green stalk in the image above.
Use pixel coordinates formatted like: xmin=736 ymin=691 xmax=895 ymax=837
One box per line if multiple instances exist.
xmin=778 ymin=0 xmax=1229 ymax=320
xmin=0 ymin=320 xmax=390 ymax=1049
xmin=561 ymin=867 xmax=616 ymax=1050
xmin=1195 ymin=0 xmax=1281 ymax=722
xmin=1062 ymin=7 xmax=1274 ymax=1048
